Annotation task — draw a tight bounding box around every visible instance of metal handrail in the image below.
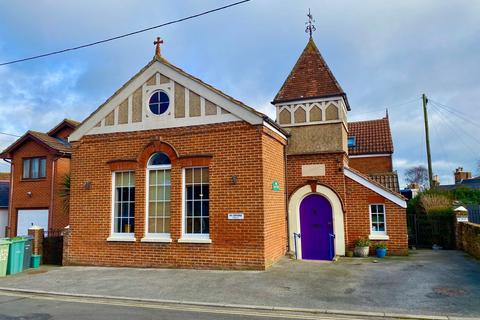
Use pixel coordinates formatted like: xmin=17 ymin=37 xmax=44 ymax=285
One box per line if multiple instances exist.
xmin=293 ymin=232 xmax=301 ymax=259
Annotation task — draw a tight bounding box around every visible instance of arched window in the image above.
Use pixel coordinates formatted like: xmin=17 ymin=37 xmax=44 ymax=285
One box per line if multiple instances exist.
xmin=146 ymin=152 xmax=171 ymax=237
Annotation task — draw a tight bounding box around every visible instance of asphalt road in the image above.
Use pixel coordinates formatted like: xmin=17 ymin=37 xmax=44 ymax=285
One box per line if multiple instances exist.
xmin=0 ymin=292 xmax=380 ymax=320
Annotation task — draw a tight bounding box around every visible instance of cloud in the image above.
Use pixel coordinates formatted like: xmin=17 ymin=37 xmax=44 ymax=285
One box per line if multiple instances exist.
xmin=0 ymin=0 xmax=478 ymax=186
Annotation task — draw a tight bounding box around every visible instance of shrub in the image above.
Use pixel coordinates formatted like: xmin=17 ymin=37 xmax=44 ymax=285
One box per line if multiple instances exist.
xmin=355 ymin=237 xmax=371 ymax=247
xmin=428 ymin=207 xmax=454 ymax=216
xmin=375 ymin=242 xmax=388 ymax=249
xmin=419 ymin=193 xmax=452 ymax=213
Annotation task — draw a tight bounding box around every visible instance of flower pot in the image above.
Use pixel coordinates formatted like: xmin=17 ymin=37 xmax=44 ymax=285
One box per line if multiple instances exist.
xmin=354 ymin=246 xmax=369 ymax=257
xmin=346 ymin=251 xmax=354 ymax=257
xmin=376 ymin=248 xmax=387 ymax=258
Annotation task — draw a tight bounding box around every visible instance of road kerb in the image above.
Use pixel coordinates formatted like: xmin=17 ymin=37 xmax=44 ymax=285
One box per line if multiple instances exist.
xmin=0 ymin=286 xmax=469 ymax=320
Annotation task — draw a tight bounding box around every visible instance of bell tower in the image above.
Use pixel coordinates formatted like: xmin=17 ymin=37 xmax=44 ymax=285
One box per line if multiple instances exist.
xmin=272 ymin=11 xmax=350 ymax=156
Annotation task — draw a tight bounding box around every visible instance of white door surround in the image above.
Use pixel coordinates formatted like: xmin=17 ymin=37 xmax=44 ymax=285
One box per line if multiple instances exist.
xmin=288 ymin=184 xmax=345 ymax=259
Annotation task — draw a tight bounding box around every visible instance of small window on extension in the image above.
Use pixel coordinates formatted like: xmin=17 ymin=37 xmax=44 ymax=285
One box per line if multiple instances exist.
xmin=348 ymin=136 xmax=356 ymax=148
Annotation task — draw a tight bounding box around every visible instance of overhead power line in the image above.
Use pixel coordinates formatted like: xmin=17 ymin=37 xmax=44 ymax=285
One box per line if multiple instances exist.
xmin=0 ymin=0 xmax=251 ymax=67
xmin=0 ymin=131 xmax=20 ymax=138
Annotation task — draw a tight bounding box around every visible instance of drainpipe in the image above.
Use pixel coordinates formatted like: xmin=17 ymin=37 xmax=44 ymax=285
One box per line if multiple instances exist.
xmin=284 ymin=141 xmax=290 ymax=254
xmin=4 ymin=159 xmax=13 ymax=237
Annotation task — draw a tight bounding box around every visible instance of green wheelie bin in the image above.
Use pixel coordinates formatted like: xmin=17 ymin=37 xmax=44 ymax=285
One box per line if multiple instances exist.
xmin=0 ymin=239 xmax=10 ymax=277
xmin=6 ymin=237 xmax=26 ymax=275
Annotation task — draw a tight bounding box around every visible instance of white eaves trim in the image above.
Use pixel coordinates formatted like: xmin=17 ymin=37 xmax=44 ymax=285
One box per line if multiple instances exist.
xmin=349 ymin=154 xmax=391 ymax=159
xmin=70 ymin=59 xmax=265 ymax=142
xmin=344 ymin=167 xmax=407 ymax=208
xmin=263 ymin=121 xmax=288 ymax=140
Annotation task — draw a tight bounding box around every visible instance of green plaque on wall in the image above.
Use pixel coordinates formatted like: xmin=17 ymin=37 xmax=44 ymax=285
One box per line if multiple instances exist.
xmin=272 ymin=181 xmax=280 ymax=191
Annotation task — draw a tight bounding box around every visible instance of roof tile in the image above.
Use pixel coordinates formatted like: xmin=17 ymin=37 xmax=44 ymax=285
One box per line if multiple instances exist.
xmin=273 ymin=38 xmax=347 ymax=107
xmin=348 ymin=117 xmax=393 ymax=155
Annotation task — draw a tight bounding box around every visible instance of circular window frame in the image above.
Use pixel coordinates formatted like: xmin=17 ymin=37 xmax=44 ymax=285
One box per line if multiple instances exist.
xmin=147 ymin=89 xmax=171 ymax=116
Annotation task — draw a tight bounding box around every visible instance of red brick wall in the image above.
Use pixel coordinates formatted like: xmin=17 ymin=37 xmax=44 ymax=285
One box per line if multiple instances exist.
xmin=67 ymin=121 xmax=287 ymax=270
xmin=286 ymin=152 xmax=347 ymax=201
xmin=348 ymin=155 xmax=392 ymax=174
xmin=262 ymin=128 xmax=287 ymax=267
xmin=8 ymin=139 xmax=70 ymax=235
xmin=286 ymin=152 xmax=407 ymax=256
xmin=344 ymin=176 xmax=408 ymax=255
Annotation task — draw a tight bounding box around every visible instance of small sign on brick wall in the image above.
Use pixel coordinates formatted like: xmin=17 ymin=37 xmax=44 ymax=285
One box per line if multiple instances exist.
xmin=302 ymin=164 xmax=325 ymax=177
xmin=272 ymin=181 xmax=280 ymax=191
xmin=228 ymin=213 xmax=244 ymax=220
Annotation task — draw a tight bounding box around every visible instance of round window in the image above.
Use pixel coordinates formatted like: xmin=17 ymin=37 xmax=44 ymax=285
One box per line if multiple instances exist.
xmin=149 ymin=90 xmax=170 ymax=115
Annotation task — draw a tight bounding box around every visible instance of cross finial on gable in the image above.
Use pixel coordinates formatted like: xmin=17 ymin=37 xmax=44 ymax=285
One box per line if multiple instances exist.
xmin=305 ymin=8 xmax=316 ymax=38
xmin=154 ymin=37 xmax=164 ymax=57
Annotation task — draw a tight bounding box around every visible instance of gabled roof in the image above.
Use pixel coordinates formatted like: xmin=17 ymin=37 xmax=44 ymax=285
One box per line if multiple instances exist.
xmin=369 ymin=172 xmax=400 ymax=193
xmin=47 ymin=118 xmax=80 ymax=137
xmin=348 ymin=117 xmax=393 ymax=155
xmin=273 ymin=38 xmax=350 ymax=109
xmin=0 ymin=130 xmax=72 ymax=159
xmin=344 ymin=167 xmax=406 ymax=208
xmin=70 ymin=55 xmax=287 ymax=141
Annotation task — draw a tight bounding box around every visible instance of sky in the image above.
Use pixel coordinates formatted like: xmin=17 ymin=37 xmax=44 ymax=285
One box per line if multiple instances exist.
xmin=0 ymin=0 xmax=479 ymax=186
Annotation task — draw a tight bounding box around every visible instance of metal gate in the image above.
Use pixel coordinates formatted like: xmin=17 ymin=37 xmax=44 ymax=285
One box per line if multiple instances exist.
xmin=43 ymin=229 xmax=63 ymax=265
xmin=407 ymin=214 xmax=455 ymax=249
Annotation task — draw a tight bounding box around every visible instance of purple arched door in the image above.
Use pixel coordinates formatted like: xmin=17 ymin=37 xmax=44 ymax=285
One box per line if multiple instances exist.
xmin=300 ymin=194 xmax=334 ymax=260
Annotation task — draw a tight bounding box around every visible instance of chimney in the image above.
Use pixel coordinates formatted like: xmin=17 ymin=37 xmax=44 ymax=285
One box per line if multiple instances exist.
xmin=433 ymin=175 xmax=440 ymax=187
xmin=454 ymin=167 xmax=472 ymax=184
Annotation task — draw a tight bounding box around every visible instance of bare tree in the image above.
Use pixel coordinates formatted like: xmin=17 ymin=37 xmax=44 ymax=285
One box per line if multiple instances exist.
xmin=404 ymin=165 xmax=428 ymax=188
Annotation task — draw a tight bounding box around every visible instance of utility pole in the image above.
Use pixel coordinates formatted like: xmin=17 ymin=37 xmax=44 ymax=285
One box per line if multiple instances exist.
xmin=422 ymin=93 xmax=434 ymax=188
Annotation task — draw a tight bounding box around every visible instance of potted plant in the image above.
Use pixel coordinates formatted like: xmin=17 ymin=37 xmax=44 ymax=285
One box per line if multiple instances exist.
xmin=354 ymin=237 xmax=371 ymax=257
xmin=375 ymin=243 xmax=388 ymax=258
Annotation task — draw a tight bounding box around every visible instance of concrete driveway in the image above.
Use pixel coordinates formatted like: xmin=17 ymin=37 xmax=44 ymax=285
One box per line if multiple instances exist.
xmin=0 ymin=250 xmax=479 ymax=318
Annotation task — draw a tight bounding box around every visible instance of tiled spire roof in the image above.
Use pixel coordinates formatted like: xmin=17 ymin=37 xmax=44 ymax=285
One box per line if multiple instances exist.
xmin=273 ymin=38 xmax=349 ymax=109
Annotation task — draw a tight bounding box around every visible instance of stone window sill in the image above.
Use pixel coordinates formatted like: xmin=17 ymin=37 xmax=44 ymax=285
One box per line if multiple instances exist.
xmin=369 ymin=234 xmax=390 ymax=241
xmin=178 ymin=237 xmax=212 ymax=244
xmin=141 ymin=236 xmax=172 ymax=243
xmin=107 ymin=236 xmax=136 ymax=242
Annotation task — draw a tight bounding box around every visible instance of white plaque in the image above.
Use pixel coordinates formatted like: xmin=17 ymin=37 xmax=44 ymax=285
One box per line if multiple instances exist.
xmin=228 ymin=213 xmax=244 ymax=220
xmin=302 ymin=164 xmax=325 ymax=177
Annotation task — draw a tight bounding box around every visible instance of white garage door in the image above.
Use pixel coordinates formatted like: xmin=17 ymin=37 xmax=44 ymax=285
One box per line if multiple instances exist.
xmin=0 ymin=209 xmax=7 ymax=237
xmin=17 ymin=209 xmax=49 ymax=236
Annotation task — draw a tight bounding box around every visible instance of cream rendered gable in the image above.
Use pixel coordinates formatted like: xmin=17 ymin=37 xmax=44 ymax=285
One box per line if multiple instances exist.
xmin=69 ymin=59 xmax=266 ymax=142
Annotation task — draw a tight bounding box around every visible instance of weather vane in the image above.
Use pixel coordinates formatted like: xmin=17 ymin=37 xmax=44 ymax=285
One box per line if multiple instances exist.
xmin=305 ymin=8 xmax=316 ymax=38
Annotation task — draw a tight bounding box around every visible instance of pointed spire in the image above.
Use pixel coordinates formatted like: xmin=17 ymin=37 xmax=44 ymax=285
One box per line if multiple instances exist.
xmin=272 ymin=37 xmax=350 ymax=110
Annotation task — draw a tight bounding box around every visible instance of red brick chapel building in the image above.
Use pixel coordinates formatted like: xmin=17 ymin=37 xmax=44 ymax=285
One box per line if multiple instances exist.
xmin=64 ymin=33 xmax=407 ymax=269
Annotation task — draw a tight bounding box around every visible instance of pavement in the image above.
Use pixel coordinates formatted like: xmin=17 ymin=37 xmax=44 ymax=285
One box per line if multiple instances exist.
xmin=0 ymin=250 xmax=479 ymax=319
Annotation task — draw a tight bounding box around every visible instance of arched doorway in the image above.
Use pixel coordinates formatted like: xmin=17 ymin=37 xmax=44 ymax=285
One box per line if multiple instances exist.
xmin=288 ymin=184 xmax=345 ymax=259
xmin=300 ymin=194 xmax=334 ymax=260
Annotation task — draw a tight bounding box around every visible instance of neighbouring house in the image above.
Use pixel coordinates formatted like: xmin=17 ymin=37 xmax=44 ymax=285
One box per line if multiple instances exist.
xmin=347 ymin=116 xmax=400 ymax=193
xmin=0 ymin=119 xmax=79 ymax=236
xmin=438 ymin=167 xmax=480 ymax=191
xmin=64 ymin=34 xmax=407 ymax=270
xmin=0 ymin=173 xmax=10 ymax=237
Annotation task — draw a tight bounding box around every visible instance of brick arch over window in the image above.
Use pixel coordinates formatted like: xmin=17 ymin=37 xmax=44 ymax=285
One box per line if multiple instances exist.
xmin=137 ymin=140 xmax=179 ymax=167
